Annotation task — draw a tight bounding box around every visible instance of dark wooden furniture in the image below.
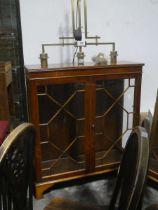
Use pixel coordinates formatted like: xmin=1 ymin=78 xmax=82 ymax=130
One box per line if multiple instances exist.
xmin=44 ymin=127 xmax=149 ymax=210
xmin=0 ymin=62 xmax=12 ymax=121
xmin=141 ymin=93 xmax=158 ymax=185
xmin=0 ymin=123 xmax=35 ymax=210
xmin=0 ymin=121 xmax=9 ymax=145
xmin=25 ymin=62 xmax=143 ymax=198
xmin=0 ymin=0 xmax=27 ymax=122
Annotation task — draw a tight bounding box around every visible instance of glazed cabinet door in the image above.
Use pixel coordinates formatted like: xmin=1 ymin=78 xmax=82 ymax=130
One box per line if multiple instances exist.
xmin=94 ymin=78 xmax=138 ymax=169
xmin=34 ymin=82 xmax=87 ymax=181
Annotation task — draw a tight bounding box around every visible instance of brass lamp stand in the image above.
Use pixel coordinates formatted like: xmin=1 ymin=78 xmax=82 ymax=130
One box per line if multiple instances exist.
xmin=40 ymin=0 xmax=117 ymax=68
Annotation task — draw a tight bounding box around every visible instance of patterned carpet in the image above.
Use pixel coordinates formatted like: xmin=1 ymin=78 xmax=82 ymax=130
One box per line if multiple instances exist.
xmin=33 ymin=177 xmax=158 ymax=210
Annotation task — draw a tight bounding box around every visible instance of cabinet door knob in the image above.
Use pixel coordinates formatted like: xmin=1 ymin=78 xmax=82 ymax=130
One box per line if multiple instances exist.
xmin=91 ymin=124 xmax=95 ymax=129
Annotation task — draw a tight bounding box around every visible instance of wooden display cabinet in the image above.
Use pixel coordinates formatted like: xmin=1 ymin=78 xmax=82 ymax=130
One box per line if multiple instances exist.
xmin=25 ymin=62 xmax=143 ymax=198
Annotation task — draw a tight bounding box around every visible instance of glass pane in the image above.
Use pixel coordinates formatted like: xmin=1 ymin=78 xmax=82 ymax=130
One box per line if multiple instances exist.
xmin=95 ymin=79 xmax=135 ymax=167
xmin=37 ymin=83 xmax=85 ymax=177
xmin=122 ymin=79 xmax=135 ymax=147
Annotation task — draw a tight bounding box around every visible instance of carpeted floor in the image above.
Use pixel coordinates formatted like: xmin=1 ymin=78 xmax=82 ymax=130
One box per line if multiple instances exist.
xmin=33 ymin=177 xmax=158 ymax=210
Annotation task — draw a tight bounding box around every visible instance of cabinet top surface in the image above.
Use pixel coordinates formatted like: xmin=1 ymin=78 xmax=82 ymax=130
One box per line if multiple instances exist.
xmin=25 ymin=62 xmax=144 ymax=73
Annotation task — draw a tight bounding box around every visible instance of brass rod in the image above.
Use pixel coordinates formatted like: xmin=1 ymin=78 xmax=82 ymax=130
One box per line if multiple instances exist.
xmin=42 ymin=41 xmax=115 ymax=53
xmin=78 ymin=0 xmax=82 ymax=29
xmin=59 ymin=36 xmax=101 ymax=40
xmin=42 ymin=44 xmax=45 ymax=53
xmin=86 ymin=36 xmax=101 ymax=39
xmin=59 ymin=37 xmax=74 ymax=39
xmin=43 ymin=42 xmax=115 ymax=47
xmin=86 ymin=42 xmax=115 ymax=50
xmin=86 ymin=42 xmax=115 ymax=46
xmin=43 ymin=43 xmax=75 ymax=47
xmin=84 ymin=0 xmax=88 ymax=37
xmin=71 ymin=0 xmax=75 ymax=34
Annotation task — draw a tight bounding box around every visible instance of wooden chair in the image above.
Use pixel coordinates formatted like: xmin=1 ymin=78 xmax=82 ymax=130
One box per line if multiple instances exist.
xmin=0 ymin=123 xmax=35 ymax=210
xmin=44 ymin=126 xmax=149 ymax=210
xmin=140 ymin=93 xmax=158 ymax=184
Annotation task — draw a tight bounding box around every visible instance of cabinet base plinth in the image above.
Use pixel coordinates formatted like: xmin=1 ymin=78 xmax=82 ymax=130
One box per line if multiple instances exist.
xmin=35 ymin=182 xmax=55 ymax=199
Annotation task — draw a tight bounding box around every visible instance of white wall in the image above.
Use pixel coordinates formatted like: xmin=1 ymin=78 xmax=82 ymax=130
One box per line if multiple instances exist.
xmin=20 ymin=0 xmax=158 ymax=112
